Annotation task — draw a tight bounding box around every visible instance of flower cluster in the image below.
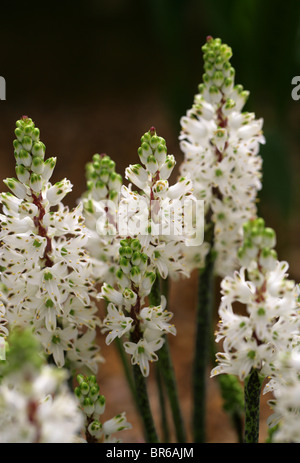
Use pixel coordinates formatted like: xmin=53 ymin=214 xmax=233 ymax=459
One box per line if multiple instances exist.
xmin=81 ymin=153 xmax=122 ymax=286
xmin=265 ymin=351 xmax=300 ymax=443
xmin=75 ymin=373 xmax=131 ymax=443
xmin=122 ymin=127 xmax=201 ymax=280
xmin=179 ymin=36 xmax=264 ymax=276
xmin=0 ymin=329 xmax=84 ymax=443
xmin=0 ymin=116 xmax=101 ymax=372
xmin=211 ymin=218 xmax=300 ymax=381
xmin=100 ymin=237 xmax=176 ymax=376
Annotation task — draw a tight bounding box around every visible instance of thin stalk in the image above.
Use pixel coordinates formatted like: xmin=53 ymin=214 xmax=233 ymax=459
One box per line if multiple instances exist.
xmin=155 ymin=363 xmax=170 ymax=442
xmin=244 ymin=368 xmax=264 ymax=443
xmin=209 ymin=319 xmax=244 ymax=443
xmin=193 ymin=230 xmax=215 ymax=443
xmin=132 ymin=361 xmax=159 ymax=443
xmin=104 ymin=301 xmax=138 ymax=410
xmin=217 ymin=373 xmax=244 ymax=444
xmin=114 ymin=337 xmax=139 ymax=410
xmin=158 ymin=336 xmax=186 ymax=443
xmin=150 ymin=275 xmax=186 ymax=443
xmin=129 ymin=293 xmax=159 ymax=443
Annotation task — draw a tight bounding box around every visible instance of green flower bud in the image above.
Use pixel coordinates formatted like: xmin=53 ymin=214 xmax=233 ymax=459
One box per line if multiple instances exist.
xmin=77 ymin=374 xmax=85 ymax=385
xmin=31 ymin=127 xmax=40 ymax=142
xmin=30 ymin=173 xmax=43 ymax=193
xmin=18 ymin=149 xmax=32 ymax=167
xmin=22 ymin=136 xmax=33 ymax=151
xmin=14 ymin=128 xmax=24 ymax=142
xmin=90 ymin=385 xmax=100 ymax=400
xmin=15 ymin=164 xmax=30 ymax=183
xmin=13 ymin=139 xmax=23 ymax=154
xmin=130 ymin=265 xmax=141 ymax=284
xmin=80 ymin=381 xmax=90 ymax=395
xmin=262 ymin=227 xmax=276 ymax=248
xmin=94 ymin=395 xmax=106 ymax=416
xmin=32 ymin=141 xmax=45 ymax=158
xmin=130 ymin=238 xmax=142 ymax=251
xmin=88 ymin=420 xmax=102 ymax=438
xmin=131 ymin=251 xmax=141 ymax=266
xmin=120 ymin=256 xmax=131 ymax=274
xmin=82 ymin=397 xmax=94 ymax=416
xmin=31 ymin=156 xmax=44 ymax=174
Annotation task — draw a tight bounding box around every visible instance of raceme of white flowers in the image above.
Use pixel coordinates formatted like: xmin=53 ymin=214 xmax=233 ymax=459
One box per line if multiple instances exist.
xmin=179 ymin=36 xmax=264 ymax=277
xmin=265 ymin=351 xmax=300 ymax=443
xmin=0 ymin=329 xmax=84 ymax=443
xmin=81 ymin=153 xmax=123 ymax=286
xmin=211 ymin=218 xmax=300 ymax=383
xmin=0 ymin=117 xmax=101 ymax=373
xmin=0 ymin=365 xmax=83 ymax=443
xmin=75 ymin=373 xmax=131 ymax=443
xmin=100 ymin=237 xmax=176 ymax=377
xmin=122 ymin=127 xmax=203 ymax=281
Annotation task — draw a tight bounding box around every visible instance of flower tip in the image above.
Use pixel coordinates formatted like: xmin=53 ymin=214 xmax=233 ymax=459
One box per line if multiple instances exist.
xmin=149 ymin=126 xmax=156 ymax=136
xmin=206 ymin=35 xmax=213 ymax=42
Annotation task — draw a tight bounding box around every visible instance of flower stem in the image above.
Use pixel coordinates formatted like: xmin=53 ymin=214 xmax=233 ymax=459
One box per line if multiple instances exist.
xmin=155 ymin=364 xmax=170 ymax=442
xmin=131 ymin=361 xmax=159 ymax=443
xmin=193 ymin=233 xmax=215 ymax=443
xmin=114 ymin=337 xmax=139 ymax=410
xmin=150 ymin=275 xmax=186 ymax=443
xmin=244 ymin=368 xmax=264 ymax=443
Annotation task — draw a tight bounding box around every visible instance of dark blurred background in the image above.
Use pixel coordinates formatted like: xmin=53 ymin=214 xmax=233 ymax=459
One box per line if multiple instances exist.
xmin=1 ymin=0 xmax=300 ymax=442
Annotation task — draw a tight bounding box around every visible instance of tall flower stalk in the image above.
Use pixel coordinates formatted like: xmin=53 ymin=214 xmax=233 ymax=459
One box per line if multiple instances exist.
xmin=100 ymin=237 xmax=167 ymax=442
xmin=97 ymin=127 xmax=199 ymax=442
xmin=120 ymin=127 xmax=200 ymax=442
xmin=178 ymin=36 xmax=264 ymax=441
xmin=0 ymin=116 xmax=101 ymax=374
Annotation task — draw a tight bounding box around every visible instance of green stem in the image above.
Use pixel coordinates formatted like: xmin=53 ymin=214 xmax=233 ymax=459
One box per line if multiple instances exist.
xmin=150 ymin=275 xmax=186 ymax=443
xmin=155 ymin=363 xmax=170 ymax=442
xmin=158 ymin=337 xmax=186 ymax=443
xmin=104 ymin=301 xmax=139 ymax=411
xmin=244 ymin=368 xmax=264 ymax=443
xmin=193 ymin=241 xmax=215 ymax=443
xmin=132 ymin=361 xmax=159 ymax=443
xmin=217 ymin=373 xmax=244 ymax=444
xmin=114 ymin=337 xmax=139 ymax=410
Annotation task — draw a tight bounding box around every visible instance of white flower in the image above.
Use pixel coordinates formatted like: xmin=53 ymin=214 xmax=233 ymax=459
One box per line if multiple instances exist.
xmin=124 ymin=337 xmax=165 ymax=377
xmin=37 ymin=325 xmax=78 ymax=367
xmin=101 ymin=412 xmax=132 ymax=442
xmin=221 ymin=267 xmax=256 ymax=304
xmin=101 ymin=303 xmax=133 ymax=345
xmin=140 ymin=295 xmax=177 ymax=338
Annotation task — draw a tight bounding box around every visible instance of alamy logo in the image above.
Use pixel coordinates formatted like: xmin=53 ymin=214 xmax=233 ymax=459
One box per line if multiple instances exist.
xmin=291 ymin=76 xmax=300 ymax=101
xmin=95 ymin=197 xmax=205 ymax=247
xmin=0 ymin=77 xmax=6 ymax=100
